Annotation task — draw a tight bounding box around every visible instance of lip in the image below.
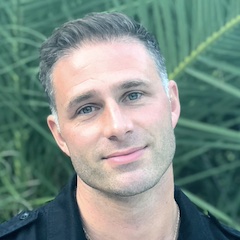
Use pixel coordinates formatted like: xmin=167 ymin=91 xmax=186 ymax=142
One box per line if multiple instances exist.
xmin=103 ymin=146 xmax=147 ymax=166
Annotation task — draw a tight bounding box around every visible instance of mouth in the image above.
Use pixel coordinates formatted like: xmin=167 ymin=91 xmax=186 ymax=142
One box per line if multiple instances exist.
xmin=103 ymin=146 xmax=147 ymax=166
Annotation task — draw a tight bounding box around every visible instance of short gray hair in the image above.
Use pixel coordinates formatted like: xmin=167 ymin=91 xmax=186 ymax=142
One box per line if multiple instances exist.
xmin=39 ymin=12 xmax=169 ymax=114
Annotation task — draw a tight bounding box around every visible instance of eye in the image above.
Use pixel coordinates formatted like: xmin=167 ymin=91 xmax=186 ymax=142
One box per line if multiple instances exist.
xmin=126 ymin=92 xmax=142 ymax=101
xmin=77 ymin=105 xmax=97 ymax=115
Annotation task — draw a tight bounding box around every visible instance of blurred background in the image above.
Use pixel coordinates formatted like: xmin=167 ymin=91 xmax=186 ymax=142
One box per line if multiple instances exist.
xmin=0 ymin=0 xmax=240 ymax=229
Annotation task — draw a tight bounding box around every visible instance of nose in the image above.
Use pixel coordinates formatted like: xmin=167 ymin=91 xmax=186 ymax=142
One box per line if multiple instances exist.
xmin=102 ymin=102 xmax=133 ymax=141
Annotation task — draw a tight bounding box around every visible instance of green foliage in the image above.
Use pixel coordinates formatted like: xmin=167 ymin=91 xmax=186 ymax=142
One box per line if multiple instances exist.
xmin=0 ymin=0 xmax=239 ymax=229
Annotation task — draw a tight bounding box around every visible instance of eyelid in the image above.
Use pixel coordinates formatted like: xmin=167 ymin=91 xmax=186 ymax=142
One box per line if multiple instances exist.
xmin=123 ymin=91 xmax=143 ymax=101
xmin=76 ymin=104 xmax=99 ymax=116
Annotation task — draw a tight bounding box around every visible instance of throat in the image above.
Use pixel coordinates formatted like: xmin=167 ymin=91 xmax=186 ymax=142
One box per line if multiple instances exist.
xmin=76 ymin=171 xmax=179 ymax=240
xmin=81 ymin=201 xmax=180 ymax=240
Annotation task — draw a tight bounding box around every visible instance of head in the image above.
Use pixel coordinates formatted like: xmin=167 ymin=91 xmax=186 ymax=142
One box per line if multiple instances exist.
xmin=39 ymin=12 xmax=180 ymax=198
xmin=39 ymin=12 xmax=169 ymax=118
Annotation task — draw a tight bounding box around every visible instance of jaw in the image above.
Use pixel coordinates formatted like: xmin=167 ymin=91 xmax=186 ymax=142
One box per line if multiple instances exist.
xmin=75 ymin=165 xmax=176 ymax=240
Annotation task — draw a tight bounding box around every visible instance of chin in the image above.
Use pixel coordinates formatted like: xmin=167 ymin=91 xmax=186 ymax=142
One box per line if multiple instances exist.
xmin=106 ymin=176 xmax=161 ymax=198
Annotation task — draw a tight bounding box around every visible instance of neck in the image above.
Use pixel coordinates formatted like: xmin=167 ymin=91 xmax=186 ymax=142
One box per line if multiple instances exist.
xmin=76 ymin=165 xmax=179 ymax=240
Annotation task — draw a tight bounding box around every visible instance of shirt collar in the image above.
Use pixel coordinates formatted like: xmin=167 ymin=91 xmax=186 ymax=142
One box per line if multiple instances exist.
xmin=46 ymin=175 xmax=85 ymax=240
xmin=175 ymin=186 xmax=215 ymax=240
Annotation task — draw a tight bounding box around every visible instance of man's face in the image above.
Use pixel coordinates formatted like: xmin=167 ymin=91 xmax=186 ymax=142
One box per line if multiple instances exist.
xmin=48 ymin=40 xmax=180 ymax=197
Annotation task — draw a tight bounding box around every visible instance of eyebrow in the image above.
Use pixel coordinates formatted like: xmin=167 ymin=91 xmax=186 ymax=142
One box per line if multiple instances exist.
xmin=119 ymin=79 xmax=149 ymax=90
xmin=66 ymin=79 xmax=149 ymax=112
xmin=67 ymin=90 xmax=97 ymax=112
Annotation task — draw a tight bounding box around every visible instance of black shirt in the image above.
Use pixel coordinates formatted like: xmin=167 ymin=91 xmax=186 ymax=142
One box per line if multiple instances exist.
xmin=0 ymin=175 xmax=239 ymax=240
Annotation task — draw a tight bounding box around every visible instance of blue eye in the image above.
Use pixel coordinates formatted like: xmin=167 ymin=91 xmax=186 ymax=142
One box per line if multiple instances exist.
xmin=78 ymin=106 xmax=94 ymax=115
xmin=127 ymin=92 xmax=142 ymax=101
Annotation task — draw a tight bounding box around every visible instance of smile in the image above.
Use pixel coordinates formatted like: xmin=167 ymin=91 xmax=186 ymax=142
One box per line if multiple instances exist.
xmin=103 ymin=146 xmax=147 ymax=166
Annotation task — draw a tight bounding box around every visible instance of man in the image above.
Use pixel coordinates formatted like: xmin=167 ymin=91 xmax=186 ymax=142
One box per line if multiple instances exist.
xmin=0 ymin=12 xmax=239 ymax=240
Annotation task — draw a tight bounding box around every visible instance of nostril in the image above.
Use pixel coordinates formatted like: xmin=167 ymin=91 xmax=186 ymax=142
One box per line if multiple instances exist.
xmin=109 ymin=135 xmax=118 ymax=141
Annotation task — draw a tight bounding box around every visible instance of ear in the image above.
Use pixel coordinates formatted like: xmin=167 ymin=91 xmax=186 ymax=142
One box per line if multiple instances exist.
xmin=47 ymin=115 xmax=70 ymax=156
xmin=168 ymin=80 xmax=181 ymax=129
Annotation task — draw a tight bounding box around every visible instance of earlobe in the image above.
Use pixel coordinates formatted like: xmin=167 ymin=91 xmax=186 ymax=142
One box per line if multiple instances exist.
xmin=47 ymin=115 xmax=70 ymax=156
xmin=168 ymin=80 xmax=181 ymax=128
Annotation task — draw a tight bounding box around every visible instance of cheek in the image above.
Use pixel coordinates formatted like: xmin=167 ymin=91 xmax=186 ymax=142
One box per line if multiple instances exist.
xmin=63 ymin=124 xmax=101 ymax=151
xmin=137 ymin=102 xmax=171 ymax=127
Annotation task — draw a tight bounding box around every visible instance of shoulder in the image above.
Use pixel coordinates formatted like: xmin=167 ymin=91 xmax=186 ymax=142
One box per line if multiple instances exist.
xmin=0 ymin=176 xmax=76 ymax=240
xmin=205 ymin=213 xmax=240 ymax=240
xmin=174 ymin=187 xmax=240 ymax=240
xmin=0 ymin=207 xmax=47 ymax=240
xmin=0 ymin=210 xmax=36 ymax=240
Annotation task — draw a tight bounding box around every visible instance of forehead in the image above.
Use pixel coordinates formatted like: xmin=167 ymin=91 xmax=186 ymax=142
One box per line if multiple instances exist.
xmin=53 ymin=40 xmax=158 ymax=80
xmin=51 ymin=41 xmax=161 ymax=106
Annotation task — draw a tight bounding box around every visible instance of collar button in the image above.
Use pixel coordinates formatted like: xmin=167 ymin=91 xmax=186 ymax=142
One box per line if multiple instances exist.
xmin=19 ymin=212 xmax=30 ymax=220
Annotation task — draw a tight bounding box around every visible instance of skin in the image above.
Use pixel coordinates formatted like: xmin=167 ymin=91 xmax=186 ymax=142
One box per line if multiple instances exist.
xmin=48 ymin=40 xmax=181 ymax=239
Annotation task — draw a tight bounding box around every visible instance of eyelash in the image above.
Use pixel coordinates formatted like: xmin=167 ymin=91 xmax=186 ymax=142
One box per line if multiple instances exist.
xmin=76 ymin=91 xmax=143 ymax=116
xmin=77 ymin=105 xmax=98 ymax=115
xmin=124 ymin=91 xmax=143 ymax=102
